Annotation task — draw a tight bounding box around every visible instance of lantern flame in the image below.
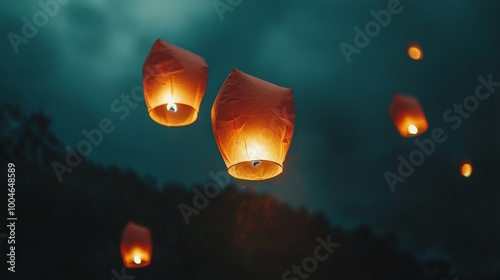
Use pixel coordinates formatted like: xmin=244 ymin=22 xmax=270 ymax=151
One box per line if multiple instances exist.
xmin=133 ymin=255 xmax=142 ymax=264
xmin=252 ymin=161 xmax=261 ymax=168
xmin=167 ymin=102 xmax=177 ymax=112
xmin=461 ymin=162 xmax=473 ymax=177
xmin=408 ymin=125 xmax=418 ymax=135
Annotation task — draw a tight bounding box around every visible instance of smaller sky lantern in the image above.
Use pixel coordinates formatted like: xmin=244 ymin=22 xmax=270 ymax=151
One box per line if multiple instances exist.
xmin=143 ymin=39 xmax=208 ymax=126
xmin=460 ymin=160 xmax=473 ymax=177
xmin=120 ymin=222 xmax=152 ymax=268
xmin=211 ymin=69 xmax=295 ymax=181
xmin=408 ymin=44 xmax=423 ymax=60
xmin=389 ymin=94 xmax=429 ymax=137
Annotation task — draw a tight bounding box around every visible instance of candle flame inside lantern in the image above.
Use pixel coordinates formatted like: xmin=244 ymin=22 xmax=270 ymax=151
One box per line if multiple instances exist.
xmin=166 ymin=102 xmax=177 ymax=112
xmin=134 ymin=255 xmax=142 ymax=264
xmin=408 ymin=124 xmax=418 ymax=135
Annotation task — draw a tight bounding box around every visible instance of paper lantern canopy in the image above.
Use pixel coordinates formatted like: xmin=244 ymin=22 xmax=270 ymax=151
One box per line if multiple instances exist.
xmin=389 ymin=94 xmax=428 ymax=137
xmin=120 ymin=222 xmax=152 ymax=268
xmin=211 ymin=69 xmax=295 ymax=181
xmin=143 ymin=39 xmax=208 ymax=126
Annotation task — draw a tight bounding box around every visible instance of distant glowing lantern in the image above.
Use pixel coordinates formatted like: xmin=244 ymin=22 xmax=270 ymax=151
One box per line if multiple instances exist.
xmin=389 ymin=94 xmax=429 ymax=137
xmin=408 ymin=44 xmax=423 ymax=60
xmin=460 ymin=161 xmax=473 ymax=177
xmin=211 ymin=69 xmax=295 ymax=181
xmin=120 ymin=222 xmax=152 ymax=268
xmin=142 ymin=39 xmax=208 ymax=126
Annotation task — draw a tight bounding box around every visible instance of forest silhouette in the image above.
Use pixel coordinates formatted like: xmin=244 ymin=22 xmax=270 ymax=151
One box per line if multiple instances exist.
xmin=1 ymin=104 xmax=493 ymax=279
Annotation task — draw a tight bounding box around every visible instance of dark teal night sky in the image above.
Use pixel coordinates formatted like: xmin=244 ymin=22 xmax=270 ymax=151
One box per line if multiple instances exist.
xmin=1 ymin=0 xmax=499 ymax=276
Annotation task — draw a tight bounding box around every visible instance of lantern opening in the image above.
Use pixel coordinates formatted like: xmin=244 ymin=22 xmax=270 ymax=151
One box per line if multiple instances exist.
xmin=149 ymin=103 xmax=198 ymax=127
xmin=408 ymin=124 xmax=418 ymax=135
xmin=122 ymin=249 xmax=151 ymax=268
xmin=167 ymin=102 xmax=177 ymax=112
xmin=228 ymin=160 xmax=283 ymax=181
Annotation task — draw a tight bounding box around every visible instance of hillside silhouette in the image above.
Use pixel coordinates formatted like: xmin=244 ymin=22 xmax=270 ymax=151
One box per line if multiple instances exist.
xmin=0 ymin=104 xmax=482 ymax=279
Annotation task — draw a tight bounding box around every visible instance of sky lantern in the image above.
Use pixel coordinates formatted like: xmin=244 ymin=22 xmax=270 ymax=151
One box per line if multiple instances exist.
xmin=211 ymin=69 xmax=295 ymax=181
xmin=408 ymin=44 xmax=423 ymax=60
xmin=142 ymin=39 xmax=208 ymax=126
xmin=120 ymin=222 xmax=152 ymax=268
xmin=460 ymin=161 xmax=473 ymax=177
xmin=389 ymin=94 xmax=429 ymax=137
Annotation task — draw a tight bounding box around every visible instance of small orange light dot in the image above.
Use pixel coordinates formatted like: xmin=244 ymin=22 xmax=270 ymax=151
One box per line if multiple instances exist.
xmin=408 ymin=45 xmax=423 ymax=60
xmin=461 ymin=163 xmax=473 ymax=177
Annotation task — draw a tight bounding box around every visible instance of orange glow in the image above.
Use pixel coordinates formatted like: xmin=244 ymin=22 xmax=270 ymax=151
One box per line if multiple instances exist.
xmin=408 ymin=45 xmax=423 ymax=60
xmin=120 ymin=222 xmax=152 ymax=268
xmin=461 ymin=162 xmax=473 ymax=177
xmin=142 ymin=39 xmax=208 ymax=126
xmin=211 ymin=69 xmax=295 ymax=181
xmin=389 ymin=94 xmax=429 ymax=137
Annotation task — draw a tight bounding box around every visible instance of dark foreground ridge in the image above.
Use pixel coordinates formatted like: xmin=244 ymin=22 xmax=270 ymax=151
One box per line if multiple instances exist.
xmin=0 ymin=104 xmax=487 ymax=279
